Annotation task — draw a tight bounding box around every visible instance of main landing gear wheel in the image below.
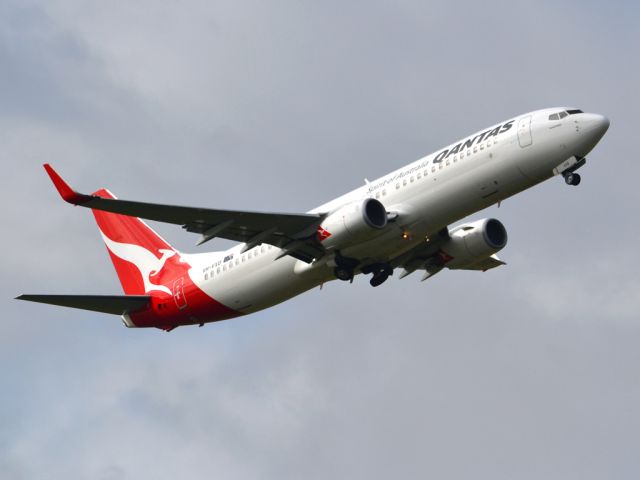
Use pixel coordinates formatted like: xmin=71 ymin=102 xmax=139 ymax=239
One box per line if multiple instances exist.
xmin=333 ymin=252 xmax=358 ymax=282
xmin=564 ymin=172 xmax=581 ymax=186
xmin=369 ymin=265 xmax=393 ymax=287
xmin=334 ymin=267 xmax=354 ymax=282
xmin=369 ymin=273 xmax=389 ymax=287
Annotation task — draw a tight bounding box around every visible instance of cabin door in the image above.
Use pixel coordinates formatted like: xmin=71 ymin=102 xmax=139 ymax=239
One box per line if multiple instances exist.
xmin=517 ymin=115 xmax=533 ymax=147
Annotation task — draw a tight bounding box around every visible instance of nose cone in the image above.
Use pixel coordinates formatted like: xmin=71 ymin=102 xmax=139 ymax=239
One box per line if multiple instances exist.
xmin=583 ymin=113 xmax=610 ymax=139
xmin=576 ymin=113 xmax=610 ymax=156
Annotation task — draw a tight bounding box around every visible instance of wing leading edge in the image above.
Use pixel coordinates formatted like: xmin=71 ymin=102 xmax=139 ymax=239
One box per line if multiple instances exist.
xmin=43 ymin=164 xmax=326 ymax=263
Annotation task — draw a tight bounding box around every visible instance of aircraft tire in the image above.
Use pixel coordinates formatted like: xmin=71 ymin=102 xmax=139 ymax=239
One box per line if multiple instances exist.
xmin=334 ymin=267 xmax=353 ymax=282
xmin=564 ymin=172 xmax=581 ymax=186
xmin=571 ymin=173 xmax=581 ymax=186
xmin=370 ymin=273 xmax=389 ymax=287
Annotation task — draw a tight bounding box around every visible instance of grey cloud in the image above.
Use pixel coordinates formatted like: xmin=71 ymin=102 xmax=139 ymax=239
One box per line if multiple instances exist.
xmin=1 ymin=1 xmax=639 ymax=479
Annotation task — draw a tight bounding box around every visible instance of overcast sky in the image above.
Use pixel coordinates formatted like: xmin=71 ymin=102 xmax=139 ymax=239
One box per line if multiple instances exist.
xmin=2 ymin=1 xmax=639 ymax=479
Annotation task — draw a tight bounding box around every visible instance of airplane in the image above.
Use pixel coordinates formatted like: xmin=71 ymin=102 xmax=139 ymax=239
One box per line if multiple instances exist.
xmin=17 ymin=107 xmax=610 ymax=331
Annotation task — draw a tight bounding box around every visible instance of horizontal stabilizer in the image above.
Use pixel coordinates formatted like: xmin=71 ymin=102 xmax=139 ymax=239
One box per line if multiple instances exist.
xmin=16 ymin=294 xmax=151 ymax=315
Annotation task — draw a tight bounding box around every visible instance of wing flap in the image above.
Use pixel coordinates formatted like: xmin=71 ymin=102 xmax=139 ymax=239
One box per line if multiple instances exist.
xmin=16 ymin=294 xmax=151 ymax=315
xmin=448 ymin=254 xmax=506 ymax=271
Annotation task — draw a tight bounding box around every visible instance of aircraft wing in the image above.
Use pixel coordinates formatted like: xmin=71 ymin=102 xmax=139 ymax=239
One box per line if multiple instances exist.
xmin=16 ymin=294 xmax=151 ymax=315
xmin=391 ymin=227 xmax=505 ymax=281
xmin=390 ymin=231 xmax=449 ymax=281
xmin=44 ymin=164 xmax=326 ymax=263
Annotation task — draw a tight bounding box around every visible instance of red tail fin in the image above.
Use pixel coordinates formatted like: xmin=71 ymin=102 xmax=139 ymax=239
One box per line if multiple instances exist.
xmin=91 ymin=189 xmax=184 ymax=296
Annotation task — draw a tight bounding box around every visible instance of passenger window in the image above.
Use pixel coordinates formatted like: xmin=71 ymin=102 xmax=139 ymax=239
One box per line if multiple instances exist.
xmin=382 ymin=189 xmax=387 ymax=196
xmin=423 ymin=170 xmax=428 ymax=177
xmin=480 ymin=143 xmax=484 ymax=150
xmin=467 ymin=149 xmax=471 ymax=157
xmin=473 ymin=146 xmax=478 ymax=153
xmin=446 ymin=159 xmax=450 ymax=166
xmin=396 ymin=183 xmax=400 ymax=190
xmin=410 ymin=176 xmax=414 ymax=183
xmin=438 ymin=163 xmax=443 ymax=170
xmin=403 ymin=179 xmax=407 ymax=186
xmin=261 ymin=245 xmax=266 ymax=253
xmin=204 ymin=273 xmax=208 ymax=280
xmin=417 ymin=172 xmax=421 ymax=179
xmin=431 ymin=166 xmax=436 ymax=173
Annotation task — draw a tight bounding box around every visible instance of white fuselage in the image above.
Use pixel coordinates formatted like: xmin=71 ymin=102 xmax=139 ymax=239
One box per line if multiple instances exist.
xmin=186 ymin=108 xmax=609 ymax=315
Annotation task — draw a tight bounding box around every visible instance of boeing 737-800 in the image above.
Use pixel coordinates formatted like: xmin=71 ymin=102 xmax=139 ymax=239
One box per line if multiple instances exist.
xmin=18 ymin=108 xmax=609 ymax=331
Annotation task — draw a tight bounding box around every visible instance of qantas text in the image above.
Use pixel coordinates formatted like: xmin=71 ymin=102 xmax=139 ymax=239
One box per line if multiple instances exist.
xmin=433 ymin=120 xmax=515 ymax=163
xmin=366 ymin=120 xmax=515 ymax=195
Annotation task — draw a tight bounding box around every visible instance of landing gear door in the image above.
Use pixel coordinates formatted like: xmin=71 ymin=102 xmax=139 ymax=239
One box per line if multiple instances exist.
xmin=172 ymin=277 xmax=188 ymax=310
xmin=517 ymin=115 xmax=533 ymax=147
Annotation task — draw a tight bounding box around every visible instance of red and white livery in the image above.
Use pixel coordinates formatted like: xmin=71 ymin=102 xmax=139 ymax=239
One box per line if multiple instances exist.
xmin=18 ymin=108 xmax=609 ymax=331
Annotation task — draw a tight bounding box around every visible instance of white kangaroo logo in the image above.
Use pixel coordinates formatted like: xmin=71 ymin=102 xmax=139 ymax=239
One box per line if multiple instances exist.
xmin=100 ymin=232 xmax=176 ymax=295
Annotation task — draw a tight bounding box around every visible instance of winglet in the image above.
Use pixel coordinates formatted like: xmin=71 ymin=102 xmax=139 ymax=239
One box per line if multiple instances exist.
xmin=43 ymin=164 xmax=92 ymax=204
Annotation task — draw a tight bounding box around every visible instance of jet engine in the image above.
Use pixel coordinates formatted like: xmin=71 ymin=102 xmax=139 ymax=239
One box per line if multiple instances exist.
xmin=319 ymin=198 xmax=388 ymax=250
xmin=440 ymin=218 xmax=508 ymax=269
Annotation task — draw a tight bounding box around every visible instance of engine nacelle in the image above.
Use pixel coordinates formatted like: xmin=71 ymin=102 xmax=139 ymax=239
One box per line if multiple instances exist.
xmin=440 ymin=218 xmax=508 ymax=269
xmin=319 ymin=198 xmax=388 ymax=250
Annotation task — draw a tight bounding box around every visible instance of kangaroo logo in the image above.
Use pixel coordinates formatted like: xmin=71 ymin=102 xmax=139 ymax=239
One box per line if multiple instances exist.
xmin=100 ymin=232 xmax=176 ymax=295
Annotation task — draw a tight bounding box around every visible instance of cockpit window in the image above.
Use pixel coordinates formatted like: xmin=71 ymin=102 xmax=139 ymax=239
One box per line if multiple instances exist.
xmin=549 ymin=110 xmax=580 ymax=121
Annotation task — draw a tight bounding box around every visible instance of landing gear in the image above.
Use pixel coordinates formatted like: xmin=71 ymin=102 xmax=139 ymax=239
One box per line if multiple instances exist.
xmin=333 ymin=253 xmax=358 ymax=282
xmin=560 ymin=156 xmax=585 ymax=186
xmin=334 ymin=266 xmax=354 ymax=282
xmin=332 ymin=254 xmax=394 ymax=286
xmin=370 ymin=271 xmax=389 ymax=287
xmin=564 ymin=172 xmax=581 ymax=186
xmin=368 ymin=264 xmax=393 ymax=287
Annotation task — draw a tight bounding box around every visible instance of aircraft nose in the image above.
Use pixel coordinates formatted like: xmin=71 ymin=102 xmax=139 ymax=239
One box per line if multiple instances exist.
xmin=582 ymin=113 xmax=610 ymax=138
xmin=574 ymin=113 xmax=610 ymax=157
